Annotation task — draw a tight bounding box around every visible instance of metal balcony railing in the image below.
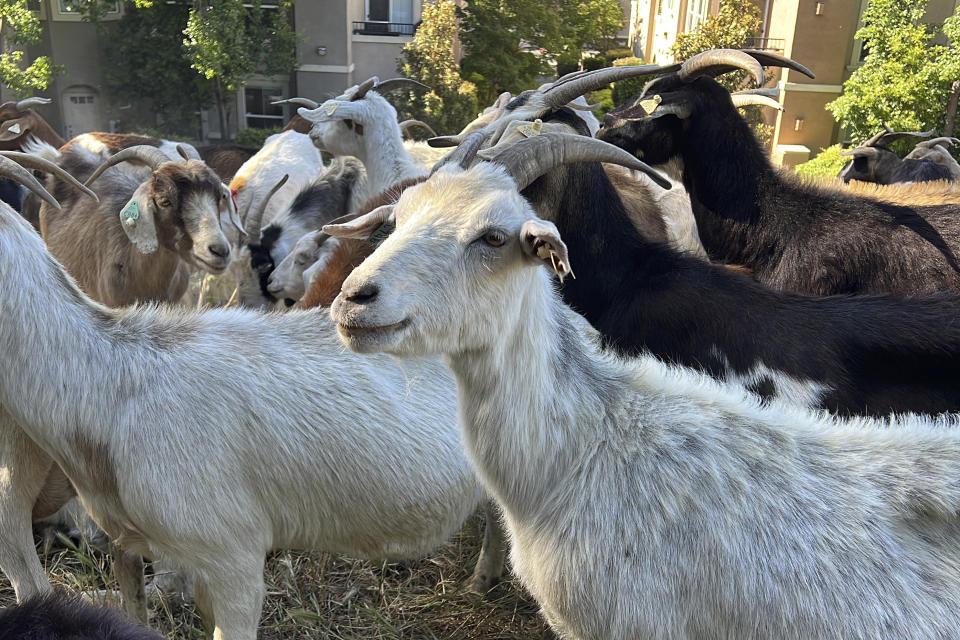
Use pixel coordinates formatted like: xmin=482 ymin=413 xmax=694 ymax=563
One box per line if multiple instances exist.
xmin=352 ymin=21 xmax=417 ymax=36
xmin=743 ymin=37 xmax=785 ymax=52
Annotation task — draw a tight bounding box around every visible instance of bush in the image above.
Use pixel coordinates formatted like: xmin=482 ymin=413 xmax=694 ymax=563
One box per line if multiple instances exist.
xmin=588 ymin=87 xmax=614 ymax=121
xmin=234 ymin=126 xmax=282 ymax=148
xmin=793 ymin=144 xmax=849 ymax=179
xmin=604 ymin=47 xmax=633 ymax=61
xmin=581 ymin=55 xmax=607 ymax=72
xmin=611 ymin=56 xmax=651 ymax=106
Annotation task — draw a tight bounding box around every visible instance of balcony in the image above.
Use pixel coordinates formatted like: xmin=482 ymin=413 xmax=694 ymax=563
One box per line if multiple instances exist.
xmin=352 ymin=21 xmax=416 ymax=37
xmin=744 ymin=37 xmax=785 ymax=52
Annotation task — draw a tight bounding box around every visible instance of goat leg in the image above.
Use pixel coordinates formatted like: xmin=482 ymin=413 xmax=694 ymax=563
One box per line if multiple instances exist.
xmin=466 ymin=499 xmax=509 ymax=594
xmin=113 ymin=544 xmax=148 ymax=624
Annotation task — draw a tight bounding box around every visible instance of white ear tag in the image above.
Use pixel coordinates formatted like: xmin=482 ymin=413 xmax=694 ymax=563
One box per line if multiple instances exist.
xmin=122 ymin=201 xmax=140 ymax=227
xmin=517 ymin=119 xmax=543 ymax=138
xmin=536 ymin=243 xmax=574 ymax=283
xmin=639 ymin=94 xmax=662 ymax=115
xmin=8 ymin=123 xmax=20 ymax=134
xmin=322 ymin=102 xmax=338 ymax=116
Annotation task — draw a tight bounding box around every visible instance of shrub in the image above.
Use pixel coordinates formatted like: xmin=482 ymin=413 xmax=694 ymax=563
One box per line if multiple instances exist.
xmin=234 ymin=126 xmax=282 ymax=148
xmin=604 ymin=47 xmax=633 ymax=61
xmin=793 ymin=144 xmax=849 ymax=179
xmin=611 ymin=56 xmax=650 ymax=106
xmin=581 ymin=55 xmax=607 ymax=71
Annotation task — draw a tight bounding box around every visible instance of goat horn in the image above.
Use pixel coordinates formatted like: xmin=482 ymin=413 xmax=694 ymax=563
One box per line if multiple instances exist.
xmin=372 ymin=78 xmax=431 ymax=95
xmin=398 ymin=119 xmax=439 ymax=138
xmin=0 ymin=155 xmax=61 ymax=211
xmin=921 ymin=136 xmax=960 ymax=149
xmin=352 ymin=77 xmax=379 ymax=100
xmin=840 ymin=146 xmax=882 ymax=158
xmin=864 ymin=127 xmax=937 ymax=148
xmin=543 ymin=64 xmax=679 ymax=109
xmin=15 ymin=97 xmax=51 ymax=111
xmin=494 ymin=91 xmax=512 ymax=108
xmin=0 ymin=151 xmax=99 ymax=203
xmin=567 ymin=101 xmax=601 ymax=111
xmin=431 ymin=131 xmax=488 ymax=173
xmin=730 ymin=94 xmax=783 ymax=111
xmin=732 ymin=87 xmax=780 ymax=98
xmin=740 ymin=50 xmax=815 ymax=79
xmin=272 ymin=97 xmax=320 ymax=110
xmin=242 ymin=173 xmax=289 ymax=242
xmin=427 ymin=135 xmax=461 ymax=148
xmin=176 ymin=144 xmax=201 ymax=161
xmin=478 ymin=131 xmax=671 ymax=191
xmin=678 ymin=49 xmax=764 ymax=86
xmin=85 ymin=145 xmax=172 ymax=187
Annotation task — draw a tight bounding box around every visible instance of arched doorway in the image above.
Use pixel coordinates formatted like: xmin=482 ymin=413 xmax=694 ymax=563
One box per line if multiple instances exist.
xmin=61 ymin=86 xmax=101 ymax=138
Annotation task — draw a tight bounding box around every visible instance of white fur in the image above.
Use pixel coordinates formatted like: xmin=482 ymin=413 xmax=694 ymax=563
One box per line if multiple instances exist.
xmin=331 ymin=162 xmax=960 ymax=640
xmin=267 ymin=232 xmax=339 ymax=301
xmin=0 ymin=205 xmax=484 ymax=640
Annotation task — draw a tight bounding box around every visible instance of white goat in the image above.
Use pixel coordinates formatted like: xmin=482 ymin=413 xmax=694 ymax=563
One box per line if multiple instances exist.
xmin=328 ymin=144 xmax=960 ymax=640
xmin=905 ymin=136 xmax=960 ymax=180
xmin=295 ymin=77 xmax=430 ymax=200
xmin=267 ymin=231 xmax=339 ymax=302
xmin=0 ymin=157 xmax=494 ymax=640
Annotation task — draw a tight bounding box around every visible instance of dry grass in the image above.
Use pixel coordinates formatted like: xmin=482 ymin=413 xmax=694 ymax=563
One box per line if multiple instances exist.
xmin=0 ymin=511 xmax=553 ymax=639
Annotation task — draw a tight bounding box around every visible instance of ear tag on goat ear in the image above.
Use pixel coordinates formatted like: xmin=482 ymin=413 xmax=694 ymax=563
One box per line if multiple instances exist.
xmin=121 ymin=201 xmax=140 ymax=227
xmin=536 ymin=243 xmax=574 ymax=283
xmin=639 ymin=95 xmax=662 ymax=115
xmin=366 ymin=220 xmax=395 ymax=245
xmin=8 ymin=123 xmax=20 ymax=134
xmin=322 ymin=102 xmax=338 ymax=117
xmin=517 ymin=119 xmax=543 ymax=138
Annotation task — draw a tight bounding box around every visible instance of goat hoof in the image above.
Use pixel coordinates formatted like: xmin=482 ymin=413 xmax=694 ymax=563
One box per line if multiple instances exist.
xmin=465 ymin=574 xmax=500 ymax=596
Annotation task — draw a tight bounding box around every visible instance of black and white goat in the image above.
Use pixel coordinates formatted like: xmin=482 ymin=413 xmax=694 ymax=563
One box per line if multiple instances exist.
xmin=838 ymin=126 xmax=956 ymax=184
xmin=0 ymin=591 xmax=163 ymax=640
xmin=598 ymin=49 xmax=960 ymax=296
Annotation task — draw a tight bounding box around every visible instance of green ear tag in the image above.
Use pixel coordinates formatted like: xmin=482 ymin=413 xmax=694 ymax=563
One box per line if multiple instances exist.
xmin=122 ymin=201 xmax=140 ymax=227
xmin=639 ymin=94 xmax=662 ymax=114
xmin=366 ymin=220 xmax=395 ymax=245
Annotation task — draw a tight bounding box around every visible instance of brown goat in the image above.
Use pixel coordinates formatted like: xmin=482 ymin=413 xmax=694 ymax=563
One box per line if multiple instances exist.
xmin=197 ymin=144 xmax=258 ymax=183
xmin=0 ymin=98 xmax=65 ymax=151
xmin=298 ymin=177 xmax=426 ymax=309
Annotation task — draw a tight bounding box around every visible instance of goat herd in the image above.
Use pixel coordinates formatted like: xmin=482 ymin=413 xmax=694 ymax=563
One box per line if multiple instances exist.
xmin=0 ymin=47 xmax=960 ymax=639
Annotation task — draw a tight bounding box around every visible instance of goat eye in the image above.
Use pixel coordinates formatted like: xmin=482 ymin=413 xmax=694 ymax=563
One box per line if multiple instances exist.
xmin=158 ymin=198 xmax=172 ymax=208
xmin=483 ymin=230 xmax=506 ymax=247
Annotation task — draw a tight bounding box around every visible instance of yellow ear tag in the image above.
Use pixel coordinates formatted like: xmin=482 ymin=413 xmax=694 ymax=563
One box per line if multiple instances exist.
xmin=8 ymin=123 xmax=20 ymax=134
xmin=639 ymin=94 xmax=662 ymax=115
xmin=517 ymin=119 xmax=543 ymax=138
xmin=322 ymin=102 xmax=338 ymax=117
xmin=536 ymin=244 xmax=575 ymax=283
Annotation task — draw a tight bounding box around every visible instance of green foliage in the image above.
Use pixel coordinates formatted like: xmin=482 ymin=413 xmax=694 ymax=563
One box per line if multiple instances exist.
xmin=827 ymin=0 xmax=960 ymax=144
xmin=396 ymin=0 xmax=478 ymax=135
xmin=234 ymin=125 xmax=281 ymax=148
xmin=458 ymin=0 xmax=624 ymax=105
xmin=611 ymin=56 xmax=650 ymax=106
xmin=793 ymin=144 xmax=849 ymax=179
xmin=588 ymin=87 xmax=613 ymax=120
xmin=103 ymin=2 xmax=211 ymax=138
xmin=0 ymin=0 xmax=64 ymax=96
xmin=669 ymin=0 xmax=761 ymax=92
xmin=582 ymin=56 xmax=607 ymax=71
xmin=604 ymin=47 xmax=633 ymax=61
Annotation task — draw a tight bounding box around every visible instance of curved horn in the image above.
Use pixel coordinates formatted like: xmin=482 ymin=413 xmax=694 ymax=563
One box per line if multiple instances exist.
xmin=543 ymin=64 xmax=679 ymax=109
xmin=678 ymin=49 xmax=764 ymax=86
xmin=15 ymin=96 xmax=51 ymax=111
xmin=243 ymin=173 xmax=289 ymax=241
xmin=352 ymin=77 xmax=379 ymax=101
xmin=372 ymin=78 xmax=431 ymax=95
xmin=731 ymin=94 xmax=783 ymax=111
xmin=432 ymin=130 xmax=488 ymax=173
xmin=176 ymin=144 xmax=201 ymax=161
xmin=0 ymin=151 xmax=99 ymax=203
xmin=840 ymin=146 xmax=883 ymax=158
xmin=478 ymin=131 xmax=671 ymax=191
xmin=0 ymin=155 xmax=61 ymax=211
xmin=427 ymin=135 xmax=461 ymax=148
xmin=920 ymin=136 xmax=960 ymax=149
xmin=398 ymin=119 xmax=439 ymax=138
xmin=84 ymin=145 xmax=172 ymax=187
xmin=732 ymin=87 xmax=780 ymax=98
xmin=741 ymin=50 xmax=815 ymax=79
xmin=864 ymin=126 xmax=936 ymax=148
xmin=272 ymin=97 xmax=320 ymax=110
xmin=567 ymin=101 xmax=601 ymax=111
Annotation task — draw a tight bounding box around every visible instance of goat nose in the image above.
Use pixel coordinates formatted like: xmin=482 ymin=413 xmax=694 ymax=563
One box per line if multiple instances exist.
xmin=208 ymin=243 xmax=230 ymax=258
xmin=344 ymin=282 xmax=379 ymax=304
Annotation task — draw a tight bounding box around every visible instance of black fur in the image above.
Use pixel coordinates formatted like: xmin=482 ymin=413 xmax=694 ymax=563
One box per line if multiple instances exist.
xmin=599 ymin=75 xmax=960 ymax=296
xmin=0 ymin=177 xmax=23 ymax=213
xmin=519 ymin=117 xmax=960 ymax=417
xmin=0 ymin=591 xmax=163 ymax=640
xmin=891 ymin=158 xmax=954 ymax=183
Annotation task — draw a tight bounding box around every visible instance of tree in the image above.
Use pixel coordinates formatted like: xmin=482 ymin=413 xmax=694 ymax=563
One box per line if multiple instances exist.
xmin=669 ymin=0 xmax=761 ymax=92
xmin=0 ymin=0 xmax=64 ymax=96
xmin=183 ymin=0 xmax=299 ymax=140
xmin=396 ymin=0 xmax=478 ymax=135
xmin=458 ymin=0 xmax=624 ymax=106
xmin=827 ymin=0 xmax=960 ymax=145
xmin=102 ymin=2 xmax=212 ymax=137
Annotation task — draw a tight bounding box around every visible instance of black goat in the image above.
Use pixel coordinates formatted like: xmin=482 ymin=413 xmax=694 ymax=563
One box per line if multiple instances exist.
xmin=838 ymin=126 xmax=954 ymax=184
xmin=597 ymin=49 xmax=960 ymax=296
xmin=0 ymin=591 xmax=163 ymax=640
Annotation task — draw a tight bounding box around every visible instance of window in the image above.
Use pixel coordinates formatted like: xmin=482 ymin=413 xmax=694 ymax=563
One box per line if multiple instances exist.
xmin=365 ymin=0 xmax=413 ymax=23
xmin=59 ymin=0 xmax=118 ymax=13
xmin=684 ymin=0 xmax=709 ymax=32
xmin=69 ymin=95 xmax=95 ymax=105
xmin=244 ymin=87 xmax=284 ymax=130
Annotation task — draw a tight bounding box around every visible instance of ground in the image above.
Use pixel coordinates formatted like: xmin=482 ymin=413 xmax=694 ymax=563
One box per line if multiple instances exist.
xmin=1 ymin=510 xmax=554 ymax=639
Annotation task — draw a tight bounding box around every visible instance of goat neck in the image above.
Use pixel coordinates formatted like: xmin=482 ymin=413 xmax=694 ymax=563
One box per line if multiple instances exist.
xmin=359 ymin=118 xmax=424 ymax=190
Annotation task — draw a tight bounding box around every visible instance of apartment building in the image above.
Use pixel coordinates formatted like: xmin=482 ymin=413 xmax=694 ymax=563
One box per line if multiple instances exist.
xmin=0 ymin=0 xmax=422 ymax=141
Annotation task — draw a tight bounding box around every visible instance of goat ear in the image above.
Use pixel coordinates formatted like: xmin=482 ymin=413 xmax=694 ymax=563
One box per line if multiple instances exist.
xmin=323 ymin=205 xmax=395 ymax=244
xmin=119 ymin=181 xmax=159 ymax=254
xmin=520 ymin=219 xmax=574 ymax=282
xmin=0 ymin=116 xmax=30 ymax=141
